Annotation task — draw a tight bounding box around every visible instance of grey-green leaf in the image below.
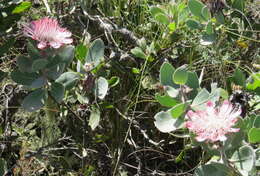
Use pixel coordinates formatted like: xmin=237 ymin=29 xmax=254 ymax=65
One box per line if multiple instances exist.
xmin=94 ymin=77 xmax=109 ymax=100
xmin=17 ymin=55 xmax=33 ymax=72
xmin=194 ymin=162 xmax=232 ymax=176
xmin=191 ymin=88 xmax=210 ymax=110
xmin=154 ymin=111 xmax=183 ymax=133
xmin=50 ymin=82 xmax=65 ymax=103
xmin=230 ymin=145 xmax=255 ymax=173
xmin=160 ymin=62 xmax=178 ymax=88
xmin=22 ymin=89 xmax=46 ymax=112
xmin=89 ymin=107 xmax=101 ymax=130
xmin=188 ymin=0 xmax=205 ymax=19
xmin=56 ymin=72 xmax=79 ymax=90
xmin=11 ymin=71 xmax=39 ymax=86
xmin=173 ymin=65 xmax=188 ymax=85
xmin=85 ymin=39 xmax=104 ymax=68
xmin=57 ymin=45 xmax=75 ymax=66
xmin=32 ymin=59 xmax=48 ymax=71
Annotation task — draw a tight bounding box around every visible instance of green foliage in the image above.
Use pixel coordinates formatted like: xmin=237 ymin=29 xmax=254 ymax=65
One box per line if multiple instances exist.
xmin=194 ymin=162 xmax=232 ymax=176
xmin=160 ymin=62 xmax=177 ymax=88
xmin=94 ymin=77 xmax=109 ymax=100
xmin=85 ymin=39 xmax=105 ymax=68
xmin=154 ymin=111 xmax=183 ymax=133
xmin=155 ymin=93 xmax=179 ymax=107
xmin=172 ymin=65 xmax=188 ymax=85
xmin=89 ymin=106 xmax=101 ymax=130
xmin=231 ymin=145 xmax=255 ymax=175
xmin=50 ymin=82 xmax=65 ymax=103
xmin=12 ymin=1 xmax=31 ymax=14
xmin=56 ymin=72 xmax=79 ymax=90
xmin=22 ymin=89 xmax=46 ymax=112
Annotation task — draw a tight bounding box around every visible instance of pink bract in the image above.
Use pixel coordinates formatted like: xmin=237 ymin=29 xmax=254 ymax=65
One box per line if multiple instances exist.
xmin=23 ymin=17 xmax=73 ymax=49
xmin=185 ymin=100 xmax=241 ymax=143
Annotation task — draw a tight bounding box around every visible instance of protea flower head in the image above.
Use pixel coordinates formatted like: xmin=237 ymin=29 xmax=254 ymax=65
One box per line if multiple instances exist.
xmin=23 ymin=17 xmax=73 ymax=49
xmin=185 ymin=100 xmax=241 ymax=143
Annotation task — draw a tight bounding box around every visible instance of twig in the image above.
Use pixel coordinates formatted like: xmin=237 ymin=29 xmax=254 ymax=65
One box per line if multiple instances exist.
xmin=42 ymin=0 xmax=51 ymax=14
xmin=81 ymin=10 xmax=139 ymax=45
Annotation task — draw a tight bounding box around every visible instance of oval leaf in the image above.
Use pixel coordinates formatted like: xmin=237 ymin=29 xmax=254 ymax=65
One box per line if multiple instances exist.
xmin=188 ymin=0 xmax=205 ymax=19
xmin=154 ymin=111 xmax=183 ymax=133
xmin=32 ymin=59 xmax=48 ymax=71
xmin=50 ymin=82 xmax=65 ymax=103
xmin=173 ymin=65 xmax=188 ymax=85
xmin=94 ymin=77 xmax=109 ymax=100
xmin=22 ymin=89 xmax=46 ymax=112
xmin=85 ymin=39 xmax=104 ymax=68
xmin=56 ymin=72 xmax=79 ymax=90
xmin=89 ymin=107 xmax=101 ymax=130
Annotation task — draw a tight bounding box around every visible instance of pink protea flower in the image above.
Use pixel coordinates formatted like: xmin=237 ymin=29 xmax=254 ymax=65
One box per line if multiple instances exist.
xmin=23 ymin=17 xmax=73 ymax=49
xmin=185 ymin=100 xmax=241 ymax=143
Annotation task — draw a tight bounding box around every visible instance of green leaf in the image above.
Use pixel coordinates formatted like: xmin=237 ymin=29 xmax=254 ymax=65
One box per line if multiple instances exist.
xmin=22 ymin=89 xmax=46 ymax=112
xmin=131 ymin=47 xmax=146 ymax=59
xmin=206 ymin=22 xmax=213 ymax=34
xmin=12 ymin=1 xmax=31 ymax=14
xmin=246 ymin=73 xmax=260 ymax=93
xmin=230 ymin=145 xmax=255 ymax=173
xmin=108 ymin=76 xmax=120 ymax=87
xmin=232 ymin=68 xmax=246 ymax=87
xmin=248 ymin=128 xmax=260 ymax=143
xmin=194 ymin=162 xmax=232 ymax=176
xmin=0 ymin=71 xmax=7 ymax=82
xmin=76 ymin=91 xmax=89 ymax=104
xmin=220 ymin=88 xmax=229 ymax=99
xmin=155 ymin=93 xmax=179 ymax=107
xmin=89 ymin=107 xmax=101 ymax=130
xmin=191 ymin=88 xmax=210 ymax=110
xmin=57 ymin=45 xmax=75 ymax=66
xmin=154 ymin=13 xmax=170 ymax=25
xmin=150 ymin=6 xmax=165 ymax=17
xmin=94 ymin=77 xmax=109 ymax=100
xmin=188 ymin=0 xmax=205 ymax=19
xmin=85 ymin=39 xmax=104 ymax=68
xmin=232 ymin=0 xmax=245 ymax=12
xmin=168 ymin=22 xmax=176 ymax=32
xmin=154 ymin=111 xmax=183 ymax=133
xmin=46 ymin=63 xmax=65 ymax=80
xmin=160 ymin=62 xmax=177 ymax=87
xmin=253 ymin=116 xmax=260 ymax=128
xmin=32 ymin=59 xmax=48 ymax=71
xmin=56 ymin=72 xmax=79 ymax=90
xmin=186 ymin=71 xmax=200 ymax=89
xmin=173 ymin=65 xmax=188 ymax=85
xmin=27 ymin=41 xmax=40 ymax=59
xmin=168 ymin=103 xmax=187 ymax=118
xmin=29 ymin=76 xmax=47 ymax=89
xmin=17 ymin=55 xmax=33 ymax=72
xmin=50 ymin=82 xmax=64 ymax=103
xmin=75 ymin=43 xmax=87 ymax=62
xmin=186 ymin=19 xmax=202 ymax=29
xmin=201 ymin=6 xmax=211 ymax=21
xmin=11 ymin=70 xmax=39 ymax=86
xmin=132 ymin=68 xmax=140 ymax=74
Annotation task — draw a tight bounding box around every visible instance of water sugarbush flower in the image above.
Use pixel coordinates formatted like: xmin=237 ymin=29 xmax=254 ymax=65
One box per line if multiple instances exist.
xmin=23 ymin=17 xmax=73 ymax=49
xmin=185 ymin=100 xmax=241 ymax=143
